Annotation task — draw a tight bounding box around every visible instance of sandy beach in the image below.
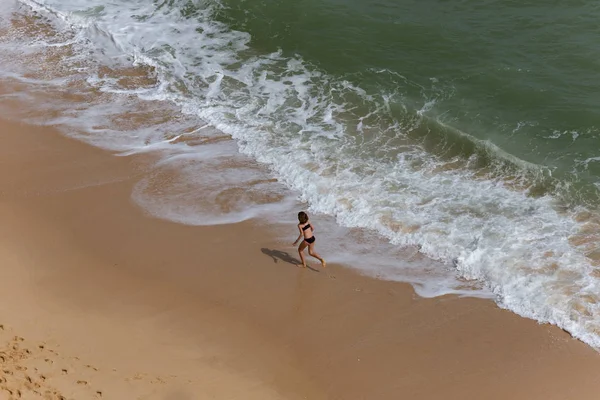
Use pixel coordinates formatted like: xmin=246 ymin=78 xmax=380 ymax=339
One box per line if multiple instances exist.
xmin=0 ymin=118 xmax=600 ymax=400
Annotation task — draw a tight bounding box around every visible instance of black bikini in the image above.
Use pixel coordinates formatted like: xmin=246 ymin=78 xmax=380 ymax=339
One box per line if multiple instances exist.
xmin=302 ymin=224 xmax=316 ymax=244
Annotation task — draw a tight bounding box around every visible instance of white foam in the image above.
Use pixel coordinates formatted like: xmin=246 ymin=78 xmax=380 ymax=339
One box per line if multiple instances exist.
xmin=5 ymin=0 xmax=600 ymax=348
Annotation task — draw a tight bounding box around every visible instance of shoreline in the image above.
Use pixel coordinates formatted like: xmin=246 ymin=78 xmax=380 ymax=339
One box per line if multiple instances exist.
xmin=1 ymin=118 xmax=600 ymax=399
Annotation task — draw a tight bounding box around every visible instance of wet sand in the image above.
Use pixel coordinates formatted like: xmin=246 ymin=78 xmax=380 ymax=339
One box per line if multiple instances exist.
xmin=1 ymin=118 xmax=600 ymax=399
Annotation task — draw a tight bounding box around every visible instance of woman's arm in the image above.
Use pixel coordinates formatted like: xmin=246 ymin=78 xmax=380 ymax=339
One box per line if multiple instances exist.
xmin=292 ymin=224 xmax=304 ymax=246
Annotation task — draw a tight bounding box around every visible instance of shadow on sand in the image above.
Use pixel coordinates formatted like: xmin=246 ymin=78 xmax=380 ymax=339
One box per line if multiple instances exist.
xmin=260 ymin=248 xmax=320 ymax=272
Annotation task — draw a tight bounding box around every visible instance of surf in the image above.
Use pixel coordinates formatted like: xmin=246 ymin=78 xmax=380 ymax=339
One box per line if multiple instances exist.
xmin=2 ymin=0 xmax=600 ymax=349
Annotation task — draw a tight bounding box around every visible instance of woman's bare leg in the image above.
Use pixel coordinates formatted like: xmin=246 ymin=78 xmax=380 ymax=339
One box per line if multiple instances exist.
xmin=308 ymin=243 xmax=326 ymax=267
xmin=298 ymin=241 xmax=308 ymax=267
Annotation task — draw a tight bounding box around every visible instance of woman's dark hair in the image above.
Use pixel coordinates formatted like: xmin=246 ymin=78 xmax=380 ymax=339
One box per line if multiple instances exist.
xmin=298 ymin=211 xmax=309 ymax=224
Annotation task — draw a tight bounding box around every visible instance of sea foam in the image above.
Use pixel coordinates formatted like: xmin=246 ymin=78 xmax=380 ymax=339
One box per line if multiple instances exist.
xmin=3 ymin=0 xmax=600 ymax=348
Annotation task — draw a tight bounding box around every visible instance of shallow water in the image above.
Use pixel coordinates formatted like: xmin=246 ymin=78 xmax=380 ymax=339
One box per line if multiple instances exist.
xmin=2 ymin=0 xmax=600 ymax=348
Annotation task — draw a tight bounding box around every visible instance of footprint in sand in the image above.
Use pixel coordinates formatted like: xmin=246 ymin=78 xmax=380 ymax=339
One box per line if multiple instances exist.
xmin=149 ymin=377 xmax=166 ymax=384
xmin=126 ymin=372 xmax=170 ymax=385
xmin=77 ymin=380 xmax=88 ymax=386
xmin=127 ymin=372 xmax=146 ymax=382
xmin=24 ymin=379 xmax=41 ymax=391
xmin=6 ymin=388 xmax=23 ymax=398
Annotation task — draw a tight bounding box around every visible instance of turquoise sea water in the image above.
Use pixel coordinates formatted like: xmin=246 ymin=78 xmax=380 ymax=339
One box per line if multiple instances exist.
xmin=2 ymin=0 xmax=600 ymax=347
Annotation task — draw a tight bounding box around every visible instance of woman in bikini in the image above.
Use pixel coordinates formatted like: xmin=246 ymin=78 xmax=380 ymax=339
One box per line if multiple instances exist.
xmin=292 ymin=211 xmax=326 ymax=268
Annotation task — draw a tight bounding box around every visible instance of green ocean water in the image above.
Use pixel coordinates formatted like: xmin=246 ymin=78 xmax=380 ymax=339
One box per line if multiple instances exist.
xmin=215 ymin=0 xmax=600 ymax=203
xmin=6 ymin=0 xmax=600 ymax=346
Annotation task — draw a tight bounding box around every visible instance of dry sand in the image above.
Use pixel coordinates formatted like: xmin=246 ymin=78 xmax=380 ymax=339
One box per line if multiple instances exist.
xmin=1 ymin=117 xmax=600 ymax=400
